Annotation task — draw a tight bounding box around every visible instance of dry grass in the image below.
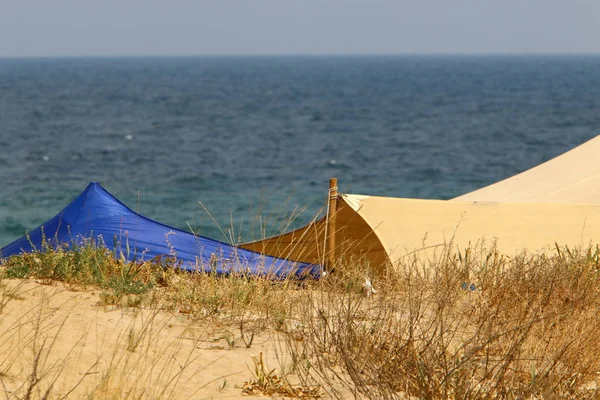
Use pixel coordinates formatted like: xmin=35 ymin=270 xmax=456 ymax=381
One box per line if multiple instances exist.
xmin=288 ymin=243 xmax=600 ymax=399
xmin=238 ymin=352 xmax=323 ymax=397
xmin=2 ymin=240 xmax=600 ymax=399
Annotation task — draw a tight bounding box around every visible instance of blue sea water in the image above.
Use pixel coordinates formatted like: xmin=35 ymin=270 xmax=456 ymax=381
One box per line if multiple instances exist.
xmin=1 ymin=55 xmax=600 ymax=246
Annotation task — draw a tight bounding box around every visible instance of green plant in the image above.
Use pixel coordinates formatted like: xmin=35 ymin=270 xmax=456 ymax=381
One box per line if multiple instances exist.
xmin=2 ymin=240 xmax=163 ymax=306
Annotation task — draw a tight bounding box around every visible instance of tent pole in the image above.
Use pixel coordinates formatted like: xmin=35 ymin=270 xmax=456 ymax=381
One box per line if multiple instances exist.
xmin=327 ymin=177 xmax=338 ymax=272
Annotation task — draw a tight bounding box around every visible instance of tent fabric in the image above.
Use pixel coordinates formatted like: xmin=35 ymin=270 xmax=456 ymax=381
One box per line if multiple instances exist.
xmin=244 ymin=194 xmax=600 ymax=273
xmin=0 ymin=183 xmax=319 ymax=278
xmin=241 ymin=135 xmax=600 ymax=272
xmin=453 ymin=135 xmax=600 ymax=203
xmin=341 ymin=194 xmax=600 ymax=267
xmin=240 ymin=197 xmax=387 ymax=270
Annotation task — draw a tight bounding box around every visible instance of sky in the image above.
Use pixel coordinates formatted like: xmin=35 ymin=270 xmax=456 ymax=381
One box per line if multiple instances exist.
xmin=1 ymin=0 xmax=599 ymax=57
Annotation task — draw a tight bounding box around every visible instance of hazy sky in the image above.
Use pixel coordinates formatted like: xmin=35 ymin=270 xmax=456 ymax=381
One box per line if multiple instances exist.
xmin=1 ymin=0 xmax=599 ymax=57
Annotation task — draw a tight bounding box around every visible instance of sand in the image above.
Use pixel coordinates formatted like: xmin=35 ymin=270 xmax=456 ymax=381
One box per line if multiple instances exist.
xmin=0 ymin=279 xmax=333 ymax=399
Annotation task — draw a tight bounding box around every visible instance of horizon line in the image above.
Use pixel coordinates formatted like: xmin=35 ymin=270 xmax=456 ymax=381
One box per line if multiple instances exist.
xmin=1 ymin=52 xmax=600 ymax=60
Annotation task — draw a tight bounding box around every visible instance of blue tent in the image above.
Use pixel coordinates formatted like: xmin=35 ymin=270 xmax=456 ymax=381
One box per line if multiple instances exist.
xmin=1 ymin=183 xmax=320 ymax=278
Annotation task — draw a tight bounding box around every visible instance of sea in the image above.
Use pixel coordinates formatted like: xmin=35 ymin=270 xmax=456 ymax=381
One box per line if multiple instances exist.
xmin=1 ymin=55 xmax=600 ymax=246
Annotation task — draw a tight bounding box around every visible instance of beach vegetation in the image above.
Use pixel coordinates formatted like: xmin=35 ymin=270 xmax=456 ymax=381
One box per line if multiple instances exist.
xmin=1 ymin=239 xmax=600 ymax=398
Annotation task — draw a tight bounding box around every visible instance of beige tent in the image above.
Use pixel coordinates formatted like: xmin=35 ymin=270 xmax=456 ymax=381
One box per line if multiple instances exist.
xmin=453 ymin=135 xmax=600 ymax=203
xmin=241 ymin=136 xmax=600 ymax=272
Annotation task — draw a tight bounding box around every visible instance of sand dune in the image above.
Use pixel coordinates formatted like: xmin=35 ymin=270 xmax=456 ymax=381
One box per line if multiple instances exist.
xmin=0 ymin=279 xmax=331 ymax=399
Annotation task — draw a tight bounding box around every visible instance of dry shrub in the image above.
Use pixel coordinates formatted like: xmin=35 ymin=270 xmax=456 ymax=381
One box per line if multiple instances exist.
xmin=238 ymin=352 xmax=323 ymax=398
xmin=153 ymin=268 xmax=315 ymax=348
xmin=288 ymin=244 xmax=600 ymax=400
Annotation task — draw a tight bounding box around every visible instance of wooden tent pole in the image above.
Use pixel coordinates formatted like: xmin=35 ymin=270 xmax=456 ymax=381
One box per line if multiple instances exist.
xmin=327 ymin=177 xmax=338 ymax=270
